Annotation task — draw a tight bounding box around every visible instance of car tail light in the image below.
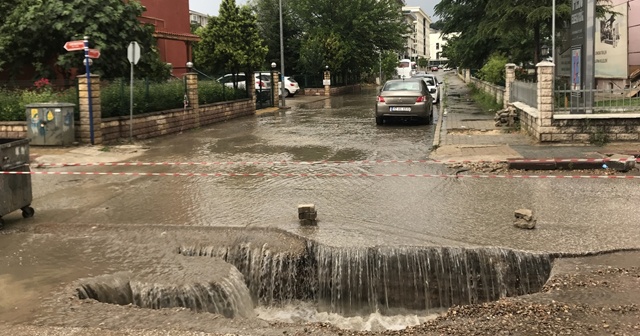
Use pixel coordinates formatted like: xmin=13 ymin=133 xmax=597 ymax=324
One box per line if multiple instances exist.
xmin=290 ymin=83 xmax=295 ymax=86
xmin=377 ymin=96 xmax=385 ymax=103
xmin=415 ymin=96 xmax=427 ymax=102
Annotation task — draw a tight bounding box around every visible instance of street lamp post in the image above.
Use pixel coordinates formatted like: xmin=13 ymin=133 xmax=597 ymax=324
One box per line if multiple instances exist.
xmin=279 ymin=0 xmax=285 ymax=108
xmin=271 ymin=62 xmax=277 ymax=106
xmin=552 ymin=0 xmax=556 ymax=65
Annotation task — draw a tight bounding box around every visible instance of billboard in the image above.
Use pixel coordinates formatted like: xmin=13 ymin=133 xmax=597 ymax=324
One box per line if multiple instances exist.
xmin=558 ymin=1 xmax=628 ymax=79
xmin=594 ymin=2 xmax=628 ymax=78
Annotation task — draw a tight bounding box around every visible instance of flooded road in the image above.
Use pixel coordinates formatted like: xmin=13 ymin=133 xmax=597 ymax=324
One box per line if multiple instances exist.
xmin=4 ymin=86 xmax=640 ymax=252
xmin=2 ymin=84 xmax=640 ymax=334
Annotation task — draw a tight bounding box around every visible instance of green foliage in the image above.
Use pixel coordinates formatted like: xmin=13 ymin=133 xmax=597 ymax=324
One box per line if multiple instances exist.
xmin=417 ymin=57 xmax=430 ymax=69
xmin=194 ymin=0 xmax=267 ymax=76
xmin=478 ymin=53 xmax=508 ymax=86
xmin=381 ymin=51 xmax=400 ymax=81
xmin=252 ymin=0 xmax=303 ymax=73
xmin=0 ymin=84 xmax=77 ymax=121
xmin=468 ymin=84 xmax=502 ymax=113
xmin=0 ymin=0 xmax=169 ymax=81
xmin=100 ymin=79 xmax=185 ymax=118
xmin=435 ymin=0 xmax=613 ymax=69
xmin=198 ymin=81 xmax=247 ymax=104
xmin=291 ymin=0 xmax=407 ymax=77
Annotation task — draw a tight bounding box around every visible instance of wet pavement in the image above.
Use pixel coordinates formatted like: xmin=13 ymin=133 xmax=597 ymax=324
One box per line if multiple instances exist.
xmin=2 ymin=86 xmax=638 ymax=252
xmin=1 ymin=82 xmax=640 ymax=334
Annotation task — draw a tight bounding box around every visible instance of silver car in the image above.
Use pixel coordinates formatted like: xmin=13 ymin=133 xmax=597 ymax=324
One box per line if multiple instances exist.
xmin=375 ymin=78 xmax=433 ymax=125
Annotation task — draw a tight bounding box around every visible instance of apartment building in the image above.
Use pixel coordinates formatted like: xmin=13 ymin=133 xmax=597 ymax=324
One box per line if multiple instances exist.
xmin=189 ymin=10 xmax=210 ymax=28
xmin=401 ymin=6 xmax=431 ymax=63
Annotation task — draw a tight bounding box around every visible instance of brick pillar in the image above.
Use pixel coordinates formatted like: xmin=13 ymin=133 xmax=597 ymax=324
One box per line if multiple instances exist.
xmin=184 ymin=72 xmax=198 ymax=110
xmin=247 ymin=73 xmax=256 ymax=111
xmin=323 ymin=70 xmax=331 ymax=96
xmin=184 ymin=72 xmax=199 ymax=128
xmin=536 ymin=61 xmax=555 ymax=129
xmin=504 ymin=63 xmax=516 ymax=108
xmin=272 ymin=71 xmax=280 ymax=107
xmin=77 ymin=74 xmax=102 ymax=145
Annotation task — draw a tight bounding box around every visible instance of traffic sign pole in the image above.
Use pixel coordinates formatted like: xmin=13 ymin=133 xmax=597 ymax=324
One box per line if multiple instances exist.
xmin=84 ymin=36 xmax=95 ymax=145
xmin=127 ymin=41 xmax=141 ymax=143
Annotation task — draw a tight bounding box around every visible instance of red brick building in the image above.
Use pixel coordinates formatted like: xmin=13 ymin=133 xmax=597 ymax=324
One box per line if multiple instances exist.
xmin=138 ymin=0 xmax=200 ymax=77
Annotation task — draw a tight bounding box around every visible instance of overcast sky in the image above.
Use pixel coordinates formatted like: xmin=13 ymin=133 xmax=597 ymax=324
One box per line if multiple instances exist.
xmin=189 ymin=0 xmax=441 ymax=20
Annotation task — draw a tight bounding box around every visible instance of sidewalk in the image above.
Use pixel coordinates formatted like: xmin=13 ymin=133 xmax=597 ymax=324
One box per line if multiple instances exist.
xmin=431 ymin=72 xmax=640 ymax=163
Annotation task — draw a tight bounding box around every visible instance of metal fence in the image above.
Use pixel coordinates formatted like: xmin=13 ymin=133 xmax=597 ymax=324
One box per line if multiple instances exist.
xmin=554 ymin=87 xmax=640 ymax=114
xmin=510 ymin=80 xmax=538 ymax=108
xmin=101 ymin=78 xmax=187 ymax=118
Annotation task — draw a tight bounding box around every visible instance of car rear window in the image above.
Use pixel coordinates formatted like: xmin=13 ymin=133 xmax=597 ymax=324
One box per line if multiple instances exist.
xmin=288 ymin=77 xmax=297 ymax=83
xmin=384 ymin=81 xmax=422 ymax=91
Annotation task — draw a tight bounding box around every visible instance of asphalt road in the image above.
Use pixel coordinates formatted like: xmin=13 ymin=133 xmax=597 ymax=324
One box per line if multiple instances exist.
xmin=3 ymin=85 xmax=640 ymax=253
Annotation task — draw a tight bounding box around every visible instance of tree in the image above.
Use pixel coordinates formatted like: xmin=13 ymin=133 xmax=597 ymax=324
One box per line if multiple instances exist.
xmin=430 ymin=20 xmax=445 ymax=31
xmin=291 ymin=0 xmax=407 ymax=77
xmin=435 ymin=0 xmax=618 ymax=70
xmin=0 ymin=0 xmax=169 ymax=80
xmin=417 ymin=57 xmax=430 ymax=70
xmin=194 ymin=0 xmax=267 ymax=81
xmin=251 ymin=0 xmax=303 ymax=73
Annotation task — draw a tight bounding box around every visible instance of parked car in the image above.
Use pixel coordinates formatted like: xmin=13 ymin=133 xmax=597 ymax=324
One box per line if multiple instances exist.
xmin=431 ymin=66 xmax=439 ymax=72
xmin=375 ymin=78 xmax=433 ymax=125
xmin=255 ymin=73 xmax=300 ymax=97
xmin=217 ymin=73 xmax=270 ymax=91
xmin=412 ymin=74 xmax=441 ymax=104
xmin=277 ymin=76 xmax=300 ymax=97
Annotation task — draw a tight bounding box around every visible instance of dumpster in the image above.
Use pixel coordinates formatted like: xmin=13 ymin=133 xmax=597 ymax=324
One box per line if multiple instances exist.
xmin=0 ymin=138 xmax=35 ymax=229
xmin=26 ymin=103 xmax=75 ymax=146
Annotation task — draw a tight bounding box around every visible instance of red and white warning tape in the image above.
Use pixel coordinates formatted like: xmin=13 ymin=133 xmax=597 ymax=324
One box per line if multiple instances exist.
xmin=31 ymin=157 xmax=640 ymax=168
xmin=3 ymin=170 xmax=640 ymax=179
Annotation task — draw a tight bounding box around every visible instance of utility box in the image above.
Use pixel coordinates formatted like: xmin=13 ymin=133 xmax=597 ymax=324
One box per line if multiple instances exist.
xmin=25 ymin=103 xmax=75 ymax=146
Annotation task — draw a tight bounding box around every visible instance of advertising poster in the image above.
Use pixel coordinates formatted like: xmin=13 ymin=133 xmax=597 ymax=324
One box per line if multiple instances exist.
xmin=595 ymin=3 xmax=628 ymax=78
xmin=572 ymin=47 xmax=582 ymax=90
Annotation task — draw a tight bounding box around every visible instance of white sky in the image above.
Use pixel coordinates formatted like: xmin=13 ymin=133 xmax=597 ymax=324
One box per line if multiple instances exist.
xmin=188 ymin=0 xmax=440 ymax=19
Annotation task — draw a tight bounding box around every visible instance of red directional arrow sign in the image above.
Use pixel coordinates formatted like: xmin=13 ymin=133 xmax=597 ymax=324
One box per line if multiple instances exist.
xmin=88 ymin=49 xmax=101 ymax=59
xmin=64 ymin=40 xmax=85 ymax=51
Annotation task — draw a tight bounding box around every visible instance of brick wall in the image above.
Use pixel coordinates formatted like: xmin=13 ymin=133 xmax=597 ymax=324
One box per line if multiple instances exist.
xmin=0 ymin=99 xmax=253 ymax=143
xmin=101 ymin=99 xmax=253 ymax=142
xmin=0 ymin=122 xmax=27 ymax=139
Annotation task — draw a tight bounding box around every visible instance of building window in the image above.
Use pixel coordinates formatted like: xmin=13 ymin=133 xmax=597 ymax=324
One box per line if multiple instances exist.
xmin=436 ymin=43 xmax=439 ymax=50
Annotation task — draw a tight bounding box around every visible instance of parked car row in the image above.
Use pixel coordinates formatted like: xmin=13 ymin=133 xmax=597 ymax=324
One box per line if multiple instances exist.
xmin=216 ymin=72 xmax=300 ymax=97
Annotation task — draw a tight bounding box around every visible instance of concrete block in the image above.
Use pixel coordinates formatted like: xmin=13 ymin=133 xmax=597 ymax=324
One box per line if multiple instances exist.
xmin=298 ymin=204 xmax=316 ymax=214
xmin=606 ymin=155 xmax=636 ymax=172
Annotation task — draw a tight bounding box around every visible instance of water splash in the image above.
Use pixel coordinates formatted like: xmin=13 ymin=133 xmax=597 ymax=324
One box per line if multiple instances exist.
xmin=76 ymin=267 xmax=254 ymax=318
xmin=179 ymin=241 xmax=553 ymax=316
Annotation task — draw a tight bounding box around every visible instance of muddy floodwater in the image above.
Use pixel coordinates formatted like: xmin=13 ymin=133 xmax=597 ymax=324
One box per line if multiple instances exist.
xmin=1 ymin=80 xmax=640 ymax=335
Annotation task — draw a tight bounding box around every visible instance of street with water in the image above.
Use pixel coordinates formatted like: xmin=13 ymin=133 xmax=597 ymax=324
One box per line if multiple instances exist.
xmin=1 ymin=72 xmax=640 ymax=335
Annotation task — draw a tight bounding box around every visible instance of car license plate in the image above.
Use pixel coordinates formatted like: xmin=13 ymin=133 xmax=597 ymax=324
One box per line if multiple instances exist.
xmin=390 ymin=107 xmax=411 ymax=112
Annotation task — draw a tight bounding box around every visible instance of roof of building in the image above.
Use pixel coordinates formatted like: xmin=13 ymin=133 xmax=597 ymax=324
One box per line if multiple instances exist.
xmin=154 ymin=30 xmax=201 ymax=42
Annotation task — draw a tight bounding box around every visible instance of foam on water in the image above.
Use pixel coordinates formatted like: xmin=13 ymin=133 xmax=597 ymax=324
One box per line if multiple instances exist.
xmin=255 ymin=301 xmax=441 ymax=332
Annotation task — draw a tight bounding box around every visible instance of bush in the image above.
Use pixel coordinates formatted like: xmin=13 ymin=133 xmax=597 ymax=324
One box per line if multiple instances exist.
xmin=101 ymin=79 xmax=186 ymax=118
xmin=478 ymin=53 xmax=508 ymax=86
xmin=198 ymin=80 xmax=247 ymax=105
xmin=0 ymin=84 xmax=78 ymax=121
xmin=469 ymin=84 xmax=502 ymax=113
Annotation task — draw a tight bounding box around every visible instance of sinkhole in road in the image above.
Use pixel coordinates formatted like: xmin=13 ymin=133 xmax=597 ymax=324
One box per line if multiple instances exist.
xmin=75 ymin=240 xmax=552 ymax=331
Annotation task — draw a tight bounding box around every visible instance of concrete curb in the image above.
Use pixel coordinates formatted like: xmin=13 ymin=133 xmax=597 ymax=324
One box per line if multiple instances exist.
xmin=508 ymin=158 xmax=636 ymax=172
